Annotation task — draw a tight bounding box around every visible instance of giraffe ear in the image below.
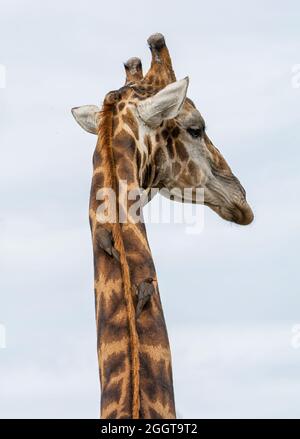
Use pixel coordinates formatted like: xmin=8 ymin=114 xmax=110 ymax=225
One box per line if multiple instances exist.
xmin=137 ymin=77 xmax=189 ymax=128
xmin=71 ymin=105 xmax=101 ymax=134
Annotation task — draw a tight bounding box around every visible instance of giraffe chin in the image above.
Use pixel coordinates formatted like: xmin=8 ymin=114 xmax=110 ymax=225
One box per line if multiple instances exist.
xmin=206 ymin=202 xmax=254 ymax=226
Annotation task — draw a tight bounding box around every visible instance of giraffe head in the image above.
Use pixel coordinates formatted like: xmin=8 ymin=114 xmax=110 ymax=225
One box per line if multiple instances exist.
xmin=72 ymin=33 xmax=253 ymax=226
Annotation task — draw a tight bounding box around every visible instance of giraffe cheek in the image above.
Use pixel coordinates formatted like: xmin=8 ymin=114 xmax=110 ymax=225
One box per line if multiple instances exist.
xmin=187 ymin=160 xmax=202 ymax=185
xmin=175 ymin=140 xmax=189 ymax=162
xmin=172 ymin=162 xmax=181 ymax=177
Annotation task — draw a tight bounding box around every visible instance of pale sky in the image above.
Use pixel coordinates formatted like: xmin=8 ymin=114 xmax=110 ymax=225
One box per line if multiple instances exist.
xmin=1 ymin=0 xmax=300 ymax=418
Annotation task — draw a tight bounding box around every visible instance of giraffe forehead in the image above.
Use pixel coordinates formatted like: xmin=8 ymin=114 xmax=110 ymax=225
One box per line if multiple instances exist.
xmin=177 ymin=104 xmax=205 ymax=129
xmin=108 ymin=86 xmax=205 ymax=137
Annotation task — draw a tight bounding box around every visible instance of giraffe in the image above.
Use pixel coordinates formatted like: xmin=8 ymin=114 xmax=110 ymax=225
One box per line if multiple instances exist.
xmin=71 ymin=33 xmax=253 ymax=419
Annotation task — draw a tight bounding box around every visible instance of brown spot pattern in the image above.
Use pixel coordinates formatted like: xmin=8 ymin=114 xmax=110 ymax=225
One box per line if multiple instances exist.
xmin=90 ymin=101 xmax=176 ymax=419
xmin=175 ymin=140 xmax=189 ymax=161
xmin=122 ymin=109 xmax=139 ymax=140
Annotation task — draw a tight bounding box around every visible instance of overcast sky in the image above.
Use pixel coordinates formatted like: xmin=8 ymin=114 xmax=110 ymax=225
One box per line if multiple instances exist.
xmin=1 ymin=0 xmax=300 ymax=418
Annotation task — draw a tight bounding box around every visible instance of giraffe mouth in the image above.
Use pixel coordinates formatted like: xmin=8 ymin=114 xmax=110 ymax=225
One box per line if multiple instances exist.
xmin=204 ymin=177 xmax=254 ymax=226
xmin=206 ymin=201 xmax=254 ymax=225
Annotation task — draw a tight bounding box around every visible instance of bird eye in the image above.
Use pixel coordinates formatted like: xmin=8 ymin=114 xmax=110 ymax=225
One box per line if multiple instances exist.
xmin=187 ymin=127 xmax=203 ymax=138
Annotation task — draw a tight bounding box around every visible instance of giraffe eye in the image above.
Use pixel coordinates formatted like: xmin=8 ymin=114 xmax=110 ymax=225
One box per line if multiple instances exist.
xmin=187 ymin=127 xmax=203 ymax=138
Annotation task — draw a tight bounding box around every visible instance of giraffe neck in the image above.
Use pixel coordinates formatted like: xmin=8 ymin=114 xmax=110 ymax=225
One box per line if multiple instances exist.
xmin=89 ymin=99 xmax=176 ymax=419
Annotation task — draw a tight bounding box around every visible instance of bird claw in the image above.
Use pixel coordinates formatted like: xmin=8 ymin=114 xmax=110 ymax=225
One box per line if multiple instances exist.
xmin=95 ymin=226 xmax=120 ymax=262
xmin=135 ymin=278 xmax=155 ymax=318
xmin=111 ymin=247 xmax=120 ymax=262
